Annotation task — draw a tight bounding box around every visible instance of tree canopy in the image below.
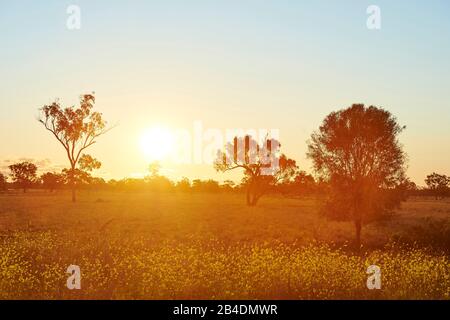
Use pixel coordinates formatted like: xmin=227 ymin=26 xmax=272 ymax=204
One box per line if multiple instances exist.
xmin=307 ymin=104 xmax=407 ymax=246
xmin=215 ymin=135 xmax=298 ymax=205
xmin=425 ymin=173 xmax=450 ymax=199
xmin=38 ymin=93 xmax=109 ymax=202
xmin=9 ymin=162 xmax=38 ymax=193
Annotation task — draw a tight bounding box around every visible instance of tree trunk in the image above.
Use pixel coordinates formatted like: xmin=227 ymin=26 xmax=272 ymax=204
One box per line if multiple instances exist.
xmin=352 ymin=190 xmax=363 ymax=249
xmin=71 ymin=166 xmax=76 ymax=203
xmin=251 ymin=192 xmax=261 ymax=206
xmin=246 ymin=187 xmax=252 ymax=206
xmin=247 ymin=188 xmax=260 ymax=206
xmin=354 ymin=218 xmax=362 ymax=249
xmin=246 ymin=182 xmax=264 ymax=206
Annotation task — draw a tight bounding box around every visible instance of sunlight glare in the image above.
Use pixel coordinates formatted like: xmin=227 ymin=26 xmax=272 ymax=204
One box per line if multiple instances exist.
xmin=139 ymin=126 xmax=175 ymax=162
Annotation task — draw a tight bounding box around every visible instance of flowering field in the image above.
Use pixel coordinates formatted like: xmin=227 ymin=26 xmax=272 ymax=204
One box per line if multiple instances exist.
xmin=0 ymin=192 xmax=449 ymax=299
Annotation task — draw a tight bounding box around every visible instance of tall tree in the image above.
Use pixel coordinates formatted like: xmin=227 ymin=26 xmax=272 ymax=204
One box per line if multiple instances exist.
xmin=307 ymin=104 xmax=407 ymax=246
xmin=425 ymin=173 xmax=450 ymax=199
xmin=215 ymin=135 xmax=298 ymax=206
xmin=38 ymin=93 xmax=109 ymax=202
xmin=9 ymin=162 xmax=38 ymax=193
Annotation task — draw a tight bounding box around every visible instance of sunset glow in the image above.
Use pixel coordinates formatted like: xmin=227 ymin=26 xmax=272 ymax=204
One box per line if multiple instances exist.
xmin=0 ymin=0 xmax=449 ymax=304
xmin=139 ymin=126 xmax=176 ymax=162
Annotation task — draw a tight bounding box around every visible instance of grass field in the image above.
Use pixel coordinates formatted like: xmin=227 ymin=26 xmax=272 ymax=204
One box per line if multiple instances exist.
xmin=0 ymin=191 xmax=449 ymax=299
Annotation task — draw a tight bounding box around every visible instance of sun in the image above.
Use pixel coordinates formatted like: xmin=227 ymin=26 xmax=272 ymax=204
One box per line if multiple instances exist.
xmin=139 ymin=126 xmax=175 ymax=162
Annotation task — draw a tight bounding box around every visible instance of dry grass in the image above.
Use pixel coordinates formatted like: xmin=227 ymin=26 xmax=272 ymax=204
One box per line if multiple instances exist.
xmin=0 ymin=191 xmax=449 ymax=299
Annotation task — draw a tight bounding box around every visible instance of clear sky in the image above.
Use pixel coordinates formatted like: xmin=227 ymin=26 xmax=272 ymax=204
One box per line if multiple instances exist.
xmin=1 ymin=0 xmax=449 ymax=185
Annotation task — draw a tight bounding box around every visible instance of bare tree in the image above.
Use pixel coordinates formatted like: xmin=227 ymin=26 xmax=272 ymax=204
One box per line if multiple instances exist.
xmin=215 ymin=135 xmax=298 ymax=206
xmin=38 ymin=93 xmax=109 ymax=202
xmin=9 ymin=162 xmax=38 ymax=193
xmin=307 ymin=104 xmax=407 ymax=247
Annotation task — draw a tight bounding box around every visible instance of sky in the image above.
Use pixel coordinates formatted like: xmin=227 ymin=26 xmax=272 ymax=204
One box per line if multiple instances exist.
xmin=1 ymin=0 xmax=449 ymax=185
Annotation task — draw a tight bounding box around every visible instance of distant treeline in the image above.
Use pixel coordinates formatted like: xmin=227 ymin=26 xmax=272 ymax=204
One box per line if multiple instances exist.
xmin=1 ymin=167 xmax=449 ymax=200
xmin=2 ymin=100 xmax=450 ymax=246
